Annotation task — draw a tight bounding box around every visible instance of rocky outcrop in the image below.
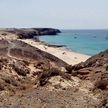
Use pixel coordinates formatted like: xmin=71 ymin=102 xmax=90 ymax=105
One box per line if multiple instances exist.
xmin=4 ymin=28 xmax=61 ymax=39
xmin=66 ymin=49 xmax=108 ymax=81
xmin=65 ymin=49 xmax=108 ymax=107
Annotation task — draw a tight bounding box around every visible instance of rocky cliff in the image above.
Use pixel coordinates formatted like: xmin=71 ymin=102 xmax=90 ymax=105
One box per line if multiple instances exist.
xmin=4 ymin=28 xmax=61 ymax=39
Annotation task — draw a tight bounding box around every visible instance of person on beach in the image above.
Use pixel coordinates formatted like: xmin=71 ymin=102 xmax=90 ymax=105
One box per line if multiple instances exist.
xmin=44 ymin=46 xmax=47 ymax=50
xmin=62 ymin=52 xmax=66 ymax=55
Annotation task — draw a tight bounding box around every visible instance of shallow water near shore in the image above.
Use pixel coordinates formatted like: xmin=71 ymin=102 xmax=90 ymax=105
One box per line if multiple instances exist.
xmin=39 ymin=30 xmax=108 ymax=56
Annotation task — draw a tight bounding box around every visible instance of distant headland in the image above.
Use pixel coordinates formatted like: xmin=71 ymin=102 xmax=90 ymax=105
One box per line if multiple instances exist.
xmin=0 ymin=28 xmax=61 ymax=39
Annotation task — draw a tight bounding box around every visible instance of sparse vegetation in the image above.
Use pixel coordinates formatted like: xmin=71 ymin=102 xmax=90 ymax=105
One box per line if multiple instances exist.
xmin=65 ymin=65 xmax=73 ymax=73
xmin=1 ymin=33 xmax=7 ymax=36
xmin=12 ymin=64 xmax=30 ymax=76
xmin=34 ymin=61 xmax=50 ymax=71
xmin=95 ymin=80 xmax=108 ymax=90
xmin=2 ymin=76 xmax=18 ymax=87
xmin=0 ymin=81 xmax=5 ymax=91
xmin=106 ymin=65 xmax=108 ymax=71
xmin=0 ymin=57 xmax=8 ymax=64
xmin=0 ymin=63 xmax=3 ymax=70
xmin=38 ymin=68 xmax=71 ymax=86
xmin=22 ymin=60 xmax=30 ymax=66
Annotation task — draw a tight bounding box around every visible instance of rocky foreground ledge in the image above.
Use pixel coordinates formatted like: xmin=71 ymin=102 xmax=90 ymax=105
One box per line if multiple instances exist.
xmin=1 ymin=28 xmax=61 ymax=39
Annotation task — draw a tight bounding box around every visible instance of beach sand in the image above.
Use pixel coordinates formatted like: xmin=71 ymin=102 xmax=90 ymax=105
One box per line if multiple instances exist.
xmin=21 ymin=39 xmax=91 ymax=65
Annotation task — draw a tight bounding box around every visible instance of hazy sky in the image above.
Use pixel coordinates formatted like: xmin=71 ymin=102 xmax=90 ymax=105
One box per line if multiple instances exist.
xmin=0 ymin=0 xmax=108 ymax=29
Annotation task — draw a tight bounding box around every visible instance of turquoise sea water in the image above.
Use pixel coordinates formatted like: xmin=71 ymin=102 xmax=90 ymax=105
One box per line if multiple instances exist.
xmin=39 ymin=30 xmax=108 ymax=56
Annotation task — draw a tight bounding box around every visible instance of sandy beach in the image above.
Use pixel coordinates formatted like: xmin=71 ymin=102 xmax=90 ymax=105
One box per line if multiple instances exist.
xmin=21 ymin=39 xmax=90 ymax=65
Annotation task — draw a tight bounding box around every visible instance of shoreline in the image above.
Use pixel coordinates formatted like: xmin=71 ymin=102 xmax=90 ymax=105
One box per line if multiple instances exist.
xmin=38 ymin=40 xmax=67 ymax=48
xmin=20 ymin=39 xmax=91 ymax=65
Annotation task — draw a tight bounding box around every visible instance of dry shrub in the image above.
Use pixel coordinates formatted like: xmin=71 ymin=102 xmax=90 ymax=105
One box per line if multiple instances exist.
xmin=14 ymin=67 xmax=27 ymax=76
xmin=12 ymin=64 xmax=30 ymax=76
xmin=106 ymin=66 xmax=108 ymax=71
xmin=65 ymin=65 xmax=73 ymax=73
xmin=2 ymin=76 xmax=18 ymax=87
xmin=0 ymin=63 xmax=3 ymax=70
xmin=22 ymin=60 xmax=30 ymax=66
xmin=34 ymin=61 xmax=50 ymax=71
xmin=0 ymin=57 xmax=9 ymax=70
xmin=0 ymin=57 xmax=8 ymax=64
xmin=95 ymin=80 xmax=108 ymax=90
xmin=65 ymin=62 xmax=85 ymax=74
xmin=1 ymin=33 xmax=7 ymax=36
xmin=0 ymin=81 xmax=5 ymax=91
xmin=60 ymin=72 xmax=71 ymax=80
xmin=38 ymin=68 xmax=71 ymax=86
xmin=18 ymin=85 xmax=26 ymax=90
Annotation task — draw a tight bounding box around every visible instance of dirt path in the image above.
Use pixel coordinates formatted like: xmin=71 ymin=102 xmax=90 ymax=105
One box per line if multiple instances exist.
xmin=7 ymin=40 xmax=15 ymax=58
xmin=7 ymin=40 xmax=22 ymax=61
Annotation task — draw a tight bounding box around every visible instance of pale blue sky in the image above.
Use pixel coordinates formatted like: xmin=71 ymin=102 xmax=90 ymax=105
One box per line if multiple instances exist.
xmin=0 ymin=0 xmax=108 ymax=29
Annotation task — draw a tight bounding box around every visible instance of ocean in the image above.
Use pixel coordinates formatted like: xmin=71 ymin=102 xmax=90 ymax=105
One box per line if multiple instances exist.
xmin=39 ymin=30 xmax=108 ymax=56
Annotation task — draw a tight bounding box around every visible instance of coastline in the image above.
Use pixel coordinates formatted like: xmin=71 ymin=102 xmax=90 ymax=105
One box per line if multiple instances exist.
xmin=20 ymin=39 xmax=91 ymax=65
xmin=0 ymin=28 xmax=90 ymax=65
xmin=0 ymin=28 xmax=108 ymax=107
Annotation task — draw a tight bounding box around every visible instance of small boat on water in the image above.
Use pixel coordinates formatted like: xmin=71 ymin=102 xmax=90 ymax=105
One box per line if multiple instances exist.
xmin=105 ymin=37 xmax=108 ymax=40
xmin=93 ymin=36 xmax=96 ymax=38
xmin=74 ymin=36 xmax=77 ymax=39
